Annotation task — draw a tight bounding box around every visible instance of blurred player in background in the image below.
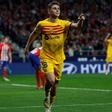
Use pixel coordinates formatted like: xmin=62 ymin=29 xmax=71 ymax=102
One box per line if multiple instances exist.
xmin=29 ymin=47 xmax=46 ymax=89
xmin=25 ymin=1 xmax=85 ymax=112
xmin=105 ymin=33 xmax=112 ymax=75
xmin=0 ymin=37 xmax=12 ymax=81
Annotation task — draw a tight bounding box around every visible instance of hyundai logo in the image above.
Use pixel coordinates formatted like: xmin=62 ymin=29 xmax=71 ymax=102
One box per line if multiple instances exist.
xmin=62 ymin=62 xmax=77 ymax=74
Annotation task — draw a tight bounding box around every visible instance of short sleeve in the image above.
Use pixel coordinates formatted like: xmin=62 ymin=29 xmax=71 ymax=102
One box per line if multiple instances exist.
xmin=63 ymin=20 xmax=72 ymax=29
xmin=107 ymin=38 xmax=112 ymax=44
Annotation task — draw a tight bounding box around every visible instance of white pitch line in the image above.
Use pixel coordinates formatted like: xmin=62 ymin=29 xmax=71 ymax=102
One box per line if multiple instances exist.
xmin=12 ymin=83 xmax=36 ymax=87
xmin=59 ymin=87 xmax=112 ymax=92
xmin=11 ymin=83 xmax=112 ymax=92
xmin=0 ymin=105 xmax=42 ymax=110
xmin=1 ymin=102 xmax=112 ymax=110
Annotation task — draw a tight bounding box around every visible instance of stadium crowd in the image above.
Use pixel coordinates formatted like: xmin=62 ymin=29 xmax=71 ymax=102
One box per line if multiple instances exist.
xmin=0 ymin=0 xmax=112 ymax=61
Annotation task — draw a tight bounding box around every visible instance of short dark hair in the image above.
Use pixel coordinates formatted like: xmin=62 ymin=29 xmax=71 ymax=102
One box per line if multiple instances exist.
xmin=48 ymin=1 xmax=60 ymax=10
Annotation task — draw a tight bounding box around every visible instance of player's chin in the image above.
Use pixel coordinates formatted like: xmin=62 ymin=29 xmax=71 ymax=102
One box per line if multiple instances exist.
xmin=55 ymin=13 xmax=60 ymax=17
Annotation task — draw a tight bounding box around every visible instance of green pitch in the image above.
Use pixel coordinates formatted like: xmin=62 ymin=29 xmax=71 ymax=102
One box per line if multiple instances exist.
xmin=0 ymin=74 xmax=112 ymax=112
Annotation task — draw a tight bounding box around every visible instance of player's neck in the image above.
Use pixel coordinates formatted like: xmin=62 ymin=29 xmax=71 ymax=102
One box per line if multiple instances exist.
xmin=48 ymin=16 xmax=58 ymax=23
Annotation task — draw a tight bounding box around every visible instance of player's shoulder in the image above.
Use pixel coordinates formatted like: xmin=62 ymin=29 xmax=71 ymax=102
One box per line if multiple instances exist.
xmin=38 ymin=19 xmax=49 ymax=24
xmin=37 ymin=19 xmax=50 ymax=27
xmin=57 ymin=18 xmax=71 ymax=25
xmin=0 ymin=42 xmax=3 ymax=46
xmin=109 ymin=38 xmax=112 ymax=43
xmin=57 ymin=18 xmax=69 ymax=22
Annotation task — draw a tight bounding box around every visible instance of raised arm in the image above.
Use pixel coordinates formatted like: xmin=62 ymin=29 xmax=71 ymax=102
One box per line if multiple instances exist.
xmin=24 ymin=24 xmax=41 ymax=54
xmin=71 ymin=14 xmax=85 ymax=29
xmin=104 ymin=33 xmax=111 ymax=44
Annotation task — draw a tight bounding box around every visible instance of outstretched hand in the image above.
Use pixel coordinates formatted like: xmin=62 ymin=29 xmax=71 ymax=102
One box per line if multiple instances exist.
xmin=78 ymin=13 xmax=85 ymax=21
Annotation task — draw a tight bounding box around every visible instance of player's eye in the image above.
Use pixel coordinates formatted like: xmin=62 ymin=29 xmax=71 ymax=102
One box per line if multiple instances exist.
xmin=53 ymin=7 xmax=57 ymax=10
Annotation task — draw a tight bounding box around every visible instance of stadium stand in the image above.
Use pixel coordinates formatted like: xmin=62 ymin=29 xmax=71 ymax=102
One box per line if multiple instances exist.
xmin=0 ymin=0 xmax=112 ymax=62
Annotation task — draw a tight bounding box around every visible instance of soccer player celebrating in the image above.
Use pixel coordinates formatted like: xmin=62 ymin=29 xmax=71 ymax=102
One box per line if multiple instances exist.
xmin=105 ymin=33 xmax=112 ymax=75
xmin=25 ymin=1 xmax=85 ymax=112
xmin=0 ymin=37 xmax=12 ymax=81
xmin=29 ymin=47 xmax=46 ymax=89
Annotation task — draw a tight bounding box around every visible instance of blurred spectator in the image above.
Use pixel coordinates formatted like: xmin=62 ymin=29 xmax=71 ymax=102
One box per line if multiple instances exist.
xmin=18 ymin=47 xmax=26 ymax=63
xmin=0 ymin=37 xmax=12 ymax=81
xmin=0 ymin=0 xmax=112 ymax=61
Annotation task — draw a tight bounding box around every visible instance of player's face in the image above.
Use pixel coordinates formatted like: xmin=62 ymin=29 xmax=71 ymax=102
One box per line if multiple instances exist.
xmin=49 ymin=4 xmax=60 ymax=18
